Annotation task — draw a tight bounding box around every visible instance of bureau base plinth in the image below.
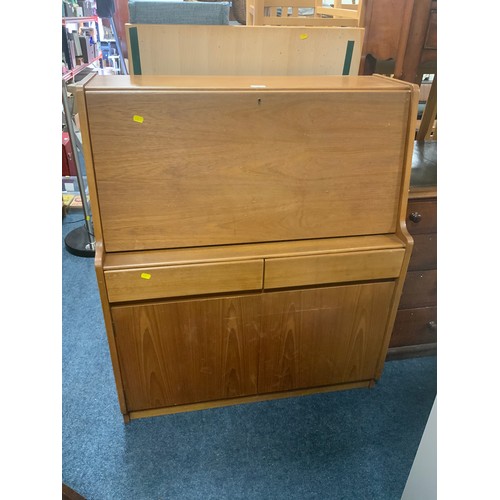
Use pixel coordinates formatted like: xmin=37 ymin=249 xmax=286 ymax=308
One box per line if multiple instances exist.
xmin=128 ymin=380 xmax=373 ymax=421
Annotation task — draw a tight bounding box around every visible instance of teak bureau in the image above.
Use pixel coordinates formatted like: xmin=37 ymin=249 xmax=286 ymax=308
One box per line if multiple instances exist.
xmin=76 ymin=74 xmax=419 ymax=422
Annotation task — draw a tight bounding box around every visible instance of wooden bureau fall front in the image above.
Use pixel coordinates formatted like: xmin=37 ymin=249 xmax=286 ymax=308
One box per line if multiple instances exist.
xmin=77 ymin=74 xmax=419 ymax=422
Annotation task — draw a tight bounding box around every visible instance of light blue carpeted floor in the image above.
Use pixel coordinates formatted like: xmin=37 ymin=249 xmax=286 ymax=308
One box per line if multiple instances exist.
xmin=62 ymin=211 xmax=437 ymax=500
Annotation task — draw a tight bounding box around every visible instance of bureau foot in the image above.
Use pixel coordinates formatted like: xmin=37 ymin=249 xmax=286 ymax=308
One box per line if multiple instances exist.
xmin=368 ymin=379 xmax=377 ymax=388
xmin=122 ymin=413 xmax=130 ymax=424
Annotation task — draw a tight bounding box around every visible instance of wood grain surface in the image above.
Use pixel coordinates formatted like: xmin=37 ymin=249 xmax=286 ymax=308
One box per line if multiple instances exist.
xmin=398 ymin=269 xmax=436 ymax=309
xmin=105 ymin=259 xmax=263 ymax=302
xmin=258 ymin=282 xmax=395 ymax=393
xmin=85 ymin=74 xmax=412 ymax=91
xmin=112 ymin=295 xmax=261 ymax=411
xmin=264 ymin=248 xmax=404 ymax=289
xmin=390 ymin=306 xmax=437 ymax=348
xmin=112 ymin=282 xmax=395 ymax=410
xmin=86 ymin=88 xmax=410 ymax=252
xmin=126 ymin=24 xmax=363 ymax=77
xmin=129 ymin=380 xmax=371 ymax=419
xmin=103 ymin=234 xmax=404 ymax=270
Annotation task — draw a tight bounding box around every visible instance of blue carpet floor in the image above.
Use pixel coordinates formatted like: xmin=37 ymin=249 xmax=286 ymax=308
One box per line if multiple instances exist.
xmin=62 ymin=211 xmax=437 ymax=500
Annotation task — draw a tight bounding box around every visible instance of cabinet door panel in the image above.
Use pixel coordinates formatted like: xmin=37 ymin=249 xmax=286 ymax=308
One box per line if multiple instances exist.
xmin=105 ymin=259 xmax=263 ymax=302
xmin=112 ymin=295 xmax=261 ymax=411
xmin=264 ymin=249 xmax=404 ymax=289
xmin=87 ymin=89 xmax=409 ymax=251
xmin=258 ymin=282 xmax=395 ymax=394
xmin=399 ymin=269 xmax=437 ymax=309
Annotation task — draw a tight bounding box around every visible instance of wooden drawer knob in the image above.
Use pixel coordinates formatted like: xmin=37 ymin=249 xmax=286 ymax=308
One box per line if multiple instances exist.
xmin=427 ymin=320 xmax=437 ymax=332
xmin=409 ymin=212 xmax=422 ymax=223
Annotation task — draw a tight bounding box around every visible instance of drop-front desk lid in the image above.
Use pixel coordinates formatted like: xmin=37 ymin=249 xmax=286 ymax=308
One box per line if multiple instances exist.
xmin=83 ymin=75 xmax=416 ymax=252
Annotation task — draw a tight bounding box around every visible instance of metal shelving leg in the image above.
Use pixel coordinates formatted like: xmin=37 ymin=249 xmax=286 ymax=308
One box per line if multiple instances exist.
xmin=109 ymin=16 xmax=128 ymax=75
xmin=62 ymin=80 xmax=96 ymax=257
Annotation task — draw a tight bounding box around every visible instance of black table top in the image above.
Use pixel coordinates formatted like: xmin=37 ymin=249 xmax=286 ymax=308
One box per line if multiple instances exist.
xmin=410 ymin=140 xmax=437 ymax=189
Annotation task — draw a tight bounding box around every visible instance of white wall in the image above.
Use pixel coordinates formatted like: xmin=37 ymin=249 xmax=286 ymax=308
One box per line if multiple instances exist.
xmin=401 ymin=397 xmax=437 ymax=500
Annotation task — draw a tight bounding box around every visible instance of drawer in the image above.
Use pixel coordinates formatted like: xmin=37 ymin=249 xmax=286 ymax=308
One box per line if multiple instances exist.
xmin=389 ymin=306 xmax=437 ymax=348
xmin=406 ymin=199 xmax=436 ymax=235
xmin=408 ymin=233 xmax=436 ymax=271
xmin=105 ymin=260 xmax=264 ymax=302
xmin=264 ymin=249 xmax=405 ymax=289
xmin=399 ymin=269 xmax=437 ymax=309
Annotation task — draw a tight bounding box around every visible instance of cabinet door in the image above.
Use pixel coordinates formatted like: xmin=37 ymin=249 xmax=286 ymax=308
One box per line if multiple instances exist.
xmin=258 ymin=282 xmax=395 ymax=394
xmin=112 ymin=295 xmax=261 ymax=411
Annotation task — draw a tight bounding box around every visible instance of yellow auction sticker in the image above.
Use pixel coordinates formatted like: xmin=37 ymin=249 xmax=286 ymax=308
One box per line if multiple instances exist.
xmin=133 ymin=115 xmax=144 ymax=123
xmin=140 ymin=273 xmax=151 ymax=280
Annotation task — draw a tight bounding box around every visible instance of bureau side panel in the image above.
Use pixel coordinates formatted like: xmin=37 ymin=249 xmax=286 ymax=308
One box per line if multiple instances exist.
xmin=86 ymin=89 xmax=410 ymax=252
xmin=111 ymin=295 xmax=261 ymax=411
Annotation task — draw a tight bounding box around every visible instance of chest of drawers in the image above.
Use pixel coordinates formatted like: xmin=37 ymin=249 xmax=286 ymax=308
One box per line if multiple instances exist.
xmin=388 ymin=140 xmax=437 ymax=358
xmin=76 ymin=74 xmax=419 ymax=421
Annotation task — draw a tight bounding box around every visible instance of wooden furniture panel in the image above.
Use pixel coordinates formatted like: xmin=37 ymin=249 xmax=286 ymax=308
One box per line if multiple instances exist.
xmin=424 ymin=10 xmax=437 ymax=50
xmin=401 ymin=0 xmax=437 ymax=83
xmin=86 ymin=81 xmax=410 ymax=252
xmin=113 ymin=282 xmax=397 ymax=412
xmin=390 ymin=306 xmax=437 ymax=348
xmin=360 ymin=0 xmax=413 ymax=75
xmin=126 ymin=24 xmax=364 ymax=78
xmin=258 ymin=282 xmax=395 ymax=393
xmin=264 ymin=248 xmax=404 ymax=289
xmin=112 ymin=295 xmax=261 ymax=411
xmin=105 ymin=260 xmax=264 ymax=303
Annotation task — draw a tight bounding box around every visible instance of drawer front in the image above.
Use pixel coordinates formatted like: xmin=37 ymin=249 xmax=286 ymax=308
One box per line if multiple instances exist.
xmin=406 ymin=199 xmax=436 ymax=234
xmin=264 ymin=248 xmax=405 ymax=289
xmin=105 ymin=260 xmax=264 ymax=302
xmin=390 ymin=306 xmax=437 ymax=348
xmin=112 ymin=294 xmax=261 ymax=411
xmin=408 ymin=233 xmax=436 ymax=271
xmin=399 ymin=269 xmax=437 ymax=309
